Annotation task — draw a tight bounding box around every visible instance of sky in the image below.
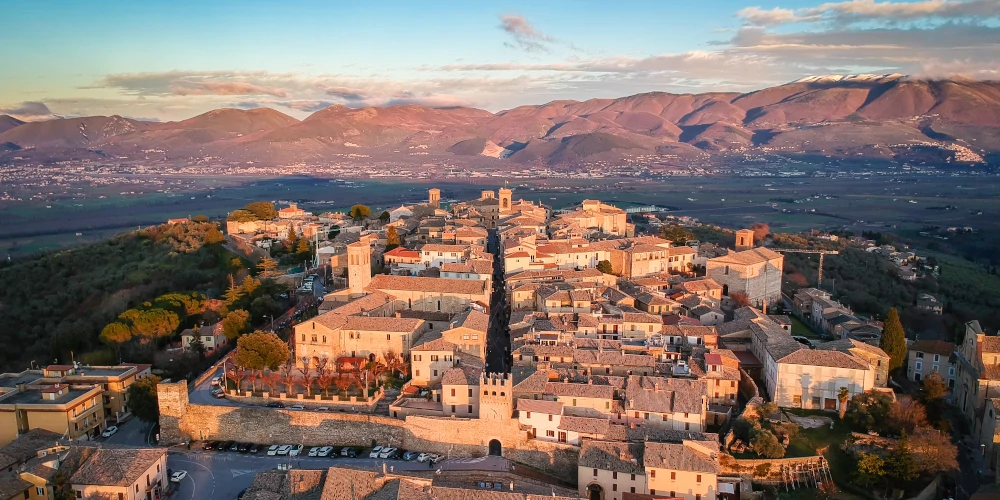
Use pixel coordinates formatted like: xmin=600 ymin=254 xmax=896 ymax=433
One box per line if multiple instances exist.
xmin=1 ymin=0 xmax=999 ymax=122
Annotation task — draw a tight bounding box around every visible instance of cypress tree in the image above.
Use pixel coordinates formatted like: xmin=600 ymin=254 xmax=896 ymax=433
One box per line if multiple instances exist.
xmin=880 ymin=307 xmax=907 ymax=371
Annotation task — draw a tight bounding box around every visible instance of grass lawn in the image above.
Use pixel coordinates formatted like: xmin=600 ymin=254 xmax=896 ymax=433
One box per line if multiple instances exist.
xmin=790 ymin=316 xmax=823 ymax=339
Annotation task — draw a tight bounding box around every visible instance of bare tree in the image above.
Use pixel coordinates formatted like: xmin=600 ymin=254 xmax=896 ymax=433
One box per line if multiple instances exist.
xmin=280 ymin=360 xmax=296 ymax=395
xmin=263 ymin=370 xmax=280 ymax=394
xmin=299 ymin=357 xmax=316 ymax=396
xmin=228 ymin=363 xmax=246 ymax=393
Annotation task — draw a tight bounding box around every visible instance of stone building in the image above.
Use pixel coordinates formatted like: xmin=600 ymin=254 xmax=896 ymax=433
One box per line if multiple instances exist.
xmin=347 ymin=238 xmax=373 ymax=295
xmin=579 ymin=440 xmax=647 ymax=500
xmin=907 ymin=339 xmax=955 ymax=385
xmin=70 ymin=448 xmax=167 ymax=500
xmin=366 ymin=274 xmax=489 ymax=314
xmin=706 ymin=248 xmax=783 ymax=308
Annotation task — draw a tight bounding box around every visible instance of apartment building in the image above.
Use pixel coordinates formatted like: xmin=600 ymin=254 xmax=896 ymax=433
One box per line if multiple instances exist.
xmin=907 ymin=339 xmax=956 ymax=386
xmin=0 ymin=384 xmax=105 ymax=446
xmin=644 ymin=440 xmax=720 ymax=500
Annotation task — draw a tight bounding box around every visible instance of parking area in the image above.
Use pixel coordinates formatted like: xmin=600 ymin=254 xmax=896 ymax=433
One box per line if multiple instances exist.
xmin=168 ymin=443 xmax=484 ymax=500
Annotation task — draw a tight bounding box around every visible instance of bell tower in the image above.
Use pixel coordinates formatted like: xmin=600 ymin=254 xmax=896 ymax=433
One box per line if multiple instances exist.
xmin=347 ymin=240 xmax=371 ymax=295
xmin=736 ymin=229 xmax=754 ymax=251
xmin=498 ymin=188 xmax=512 ymax=213
xmin=428 ymin=188 xmax=441 ymax=209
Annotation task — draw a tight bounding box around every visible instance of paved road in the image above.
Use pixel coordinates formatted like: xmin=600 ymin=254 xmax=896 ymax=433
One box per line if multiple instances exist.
xmin=168 ymin=449 xmax=510 ymax=500
xmin=102 ymin=417 xmax=155 ymax=447
xmin=485 ymin=229 xmax=509 ymax=373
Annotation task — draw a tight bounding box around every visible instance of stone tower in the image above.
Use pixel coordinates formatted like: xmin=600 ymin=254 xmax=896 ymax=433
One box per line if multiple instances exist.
xmin=428 ymin=188 xmax=441 ymax=209
xmin=498 ymin=188 xmax=512 ymax=213
xmin=736 ymin=229 xmax=755 ymax=251
xmin=156 ymin=380 xmax=189 ymax=443
xmin=480 ymin=190 xmax=495 ymax=200
xmin=347 ymin=240 xmax=372 ymax=295
xmin=478 ymin=373 xmax=513 ymax=420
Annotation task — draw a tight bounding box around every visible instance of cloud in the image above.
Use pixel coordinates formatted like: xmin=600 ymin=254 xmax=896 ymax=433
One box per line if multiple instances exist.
xmin=0 ymin=101 xmax=58 ymax=120
xmin=499 ymin=14 xmax=553 ymax=52
xmin=170 ymin=81 xmax=288 ymax=97
xmin=738 ymin=0 xmax=1000 ymax=26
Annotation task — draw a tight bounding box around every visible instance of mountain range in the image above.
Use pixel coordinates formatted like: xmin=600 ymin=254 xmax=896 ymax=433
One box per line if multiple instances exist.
xmin=3 ymin=75 xmax=1000 ymax=167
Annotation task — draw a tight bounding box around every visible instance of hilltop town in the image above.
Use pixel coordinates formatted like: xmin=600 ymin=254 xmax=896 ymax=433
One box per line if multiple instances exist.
xmin=0 ymin=187 xmax=993 ymax=500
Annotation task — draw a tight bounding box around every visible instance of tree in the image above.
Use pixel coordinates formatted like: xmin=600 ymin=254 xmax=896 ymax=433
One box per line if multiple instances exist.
xmin=349 ymin=204 xmax=371 ymax=222
xmin=854 ymin=452 xmax=886 ymax=487
xmin=888 ymin=396 xmax=929 ymax=435
xmin=837 ymin=387 xmax=850 ymax=420
xmin=99 ymin=322 xmax=133 ymax=354
xmin=299 ymin=358 xmax=316 ymax=396
xmin=188 ymin=334 xmax=206 ymax=359
xmin=125 ymin=375 xmax=162 ymax=423
xmin=909 ymin=426 xmax=958 ymax=474
xmin=334 ymin=373 xmax=355 ymax=396
xmin=316 ymin=358 xmax=334 ymax=397
xmin=281 ymin=361 xmax=297 ymax=394
xmin=661 ymin=225 xmax=694 ymax=244
xmin=296 ymin=237 xmax=311 ymax=255
xmin=385 ymin=226 xmax=400 ymax=252
xmin=245 ymin=201 xmax=277 ymax=220
xmin=227 ymin=209 xmax=257 ymax=222
xmin=751 ymin=222 xmax=771 ymax=242
xmin=751 ymin=428 xmax=785 ymax=459
xmin=262 ymin=370 xmax=281 ymax=394
xmin=223 ymin=275 xmax=244 ymax=306
xmin=192 ymin=215 xmax=209 ymax=223
xmin=221 ymin=309 xmax=250 ymax=340
xmin=131 ymin=309 xmax=180 ymax=341
xmin=285 ymin=227 xmax=299 ymax=250
xmin=235 ymin=331 xmax=291 ymax=375
xmin=257 ymin=256 xmax=279 ymax=277
xmin=880 ymin=307 xmax=907 ymax=371
xmin=730 ymin=292 xmax=751 ymax=308
xmin=847 ymin=389 xmax=894 ymax=433
xmin=885 ymin=432 xmax=918 ymax=483
xmin=378 ymin=211 xmax=390 ymax=223
xmin=920 ymin=372 xmax=949 ymax=429
xmin=596 ymin=260 xmax=614 ymax=275
xmin=203 ymin=227 xmax=225 ymax=245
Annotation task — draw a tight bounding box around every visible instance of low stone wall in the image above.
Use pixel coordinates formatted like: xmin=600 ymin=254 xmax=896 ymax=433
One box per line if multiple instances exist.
xmin=224 ymin=387 xmax=383 ymax=413
xmin=720 ymin=455 xmax=826 ymax=483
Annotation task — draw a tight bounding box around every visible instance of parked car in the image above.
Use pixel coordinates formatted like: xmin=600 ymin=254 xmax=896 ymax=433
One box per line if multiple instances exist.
xmin=211 ymin=377 xmax=221 ymax=386
xmin=307 ymin=447 xmax=321 ymax=457
xmin=102 ymin=426 xmax=118 ymax=438
xmin=169 ymin=471 xmax=188 ymax=483
xmin=416 ymin=453 xmax=434 ymax=463
xmin=229 ymin=442 xmax=241 ymax=452
xmin=318 ymin=446 xmax=334 ymax=457
xmin=265 ymin=402 xmax=284 ymax=408
xmin=368 ymin=446 xmax=383 ymax=458
xmin=249 ymin=444 xmax=263 ymax=454
xmin=289 ymin=444 xmax=304 ymax=457
xmin=238 ymin=443 xmax=252 ymax=453
xmin=202 ymin=441 xmax=216 ymax=451
xmin=341 ymin=447 xmax=358 ymax=458
xmin=288 ymin=404 xmax=305 ymax=411
xmin=276 ymin=445 xmax=292 ymax=456
xmin=402 ymin=451 xmax=419 ymax=461
xmin=212 ymin=389 xmax=225 ymax=399
xmin=266 ymin=445 xmax=280 ymax=456
xmin=218 ymin=441 xmax=235 ymax=452
xmin=316 ymin=407 xmax=330 ymax=411
xmin=378 ymin=447 xmax=396 ymax=459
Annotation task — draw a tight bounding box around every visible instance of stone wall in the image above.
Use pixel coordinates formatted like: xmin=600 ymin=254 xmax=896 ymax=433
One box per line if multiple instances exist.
xmin=158 ymin=381 xmax=579 ymax=482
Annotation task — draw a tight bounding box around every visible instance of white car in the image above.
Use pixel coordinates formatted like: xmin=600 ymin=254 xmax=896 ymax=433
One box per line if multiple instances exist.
xmin=369 ymin=446 xmax=383 ymax=458
xmin=316 ymin=407 xmax=329 ymax=411
xmin=276 ymin=445 xmax=292 ymax=456
xmin=378 ymin=447 xmax=396 ymax=459
xmin=289 ymin=444 xmax=304 ymax=457
xmin=307 ymin=447 xmax=321 ymax=457
xmin=288 ymin=404 xmax=305 ymax=411
xmin=101 ymin=426 xmax=118 ymax=438
xmin=169 ymin=471 xmax=188 ymax=483
xmin=318 ymin=446 xmax=334 ymax=457
xmin=416 ymin=452 xmax=434 ymax=463
xmin=211 ymin=377 xmax=221 ymax=386
xmin=266 ymin=445 xmax=280 ymax=456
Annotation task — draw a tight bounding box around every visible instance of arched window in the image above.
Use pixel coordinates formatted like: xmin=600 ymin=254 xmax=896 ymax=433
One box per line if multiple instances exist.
xmin=500 ymin=392 xmax=505 ymax=397
xmin=484 ymin=390 xmax=489 ymax=396
xmin=492 ymin=391 xmax=496 ymax=396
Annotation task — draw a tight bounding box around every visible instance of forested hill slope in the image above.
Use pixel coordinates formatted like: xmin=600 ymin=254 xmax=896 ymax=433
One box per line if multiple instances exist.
xmin=0 ymin=222 xmax=242 ymax=371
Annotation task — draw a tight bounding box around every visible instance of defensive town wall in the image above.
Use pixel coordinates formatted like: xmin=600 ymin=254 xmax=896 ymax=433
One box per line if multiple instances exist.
xmin=157 ymin=381 xmax=578 ymax=481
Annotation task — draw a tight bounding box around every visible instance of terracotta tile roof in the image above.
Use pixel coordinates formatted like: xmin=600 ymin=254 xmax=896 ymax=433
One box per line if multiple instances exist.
xmin=411 ymin=337 xmax=457 ymax=352
xmin=778 ymin=349 xmax=869 ymax=369
xmin=708 ymin=247 xmax=783 ymax=266
xmin=0 ymin=477 xmax=31 ymax=499
xmin=513 ymin=370 xmax=551 ymax=393
xmin=0 ymin=429 xmax=62 ymax=470
xmin=384 ymin=247 xmax=420 ymax=259
xmin=679 ymin=278 xmax=722 ymax=293
xmin=662 ymin=325 xmax=716 ymax=338
xmin=816 ymin=338 xmax=889 ymax=358
xmin=70 ymin=448 xmax=166 ymax=486
xmin=622 ymin=311 xmax=662 ymax=324
xmin=343 ymin=316 xmax=424 ymax=333
xmin=420 ymin=244 xmax=470 ymax=253
xmin=368 ymin=275 xmax=487 ymax=295
xmin=558 ymin=416 xmax=612 ymax=436
xmin=545 ymin=382 xmax=614 ymax=399
xmin=910 ymin=340 xmax=955 ymax=356
xmin=579 ymin=441 xmax=645 ymax=474
xmin=441 ymin=365 xmax=481 ymax=386
xmin=981 ymin=336 xmax=1000 ymax=354
xmin=643 ymin=442 xmax=719 ymax=473
xmin=516 ymin=399 xmax=563 ymax=415
xmin=449 ymin=309 xmax=490 ymax=333
xmin=625 ymin=376 xmax=706 ymax=414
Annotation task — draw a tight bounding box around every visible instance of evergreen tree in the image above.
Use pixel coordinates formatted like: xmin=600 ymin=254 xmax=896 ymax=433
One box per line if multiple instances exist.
xmin=296 ymin=237 xmax=311 ymax=255
xmin=203 ymin=227 xmax=225 ymax=245
xmin=880 ymin=307 xmax=907 ymax=371
xmin=257 ymin=256 xmax=279 ymax=277
xmin=285 ymin=227 xmax=299 ymax=250
xmin=596 ymin=260 xmax=614 ymax=275
xmin=349 ymin=204 xmax=371 ymax=221
xmin=223 ymin=275 xmax=245 ymax=305
xmin=126 ymin=375 xmax=162 ymax=423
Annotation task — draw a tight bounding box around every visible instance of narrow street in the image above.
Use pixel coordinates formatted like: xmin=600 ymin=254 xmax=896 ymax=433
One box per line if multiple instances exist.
xmin=485 ymin=229 xmax=509 ymax=374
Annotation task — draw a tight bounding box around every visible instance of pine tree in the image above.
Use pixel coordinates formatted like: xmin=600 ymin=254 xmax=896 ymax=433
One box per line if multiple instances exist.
xmin=385 ymin=226 xmax=400 ymax=252
xmin=880 ymin=307 xmax=907 ymax=371
xmin=257 ymin=256 xmax=278 ymax=277
xmin=223 ymin=275 xmax=245 ymax=306
xmin=296 ymin=237 xmax=311 ymax=255
xmin=286 ymin=227 xmax=299 ymax=250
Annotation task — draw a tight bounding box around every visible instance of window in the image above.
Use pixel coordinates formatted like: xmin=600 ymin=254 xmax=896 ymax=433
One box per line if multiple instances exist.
xmin=916 ymin=352 xmax=924 ymax=358
xmin=451 ymin=389 xmax=456 ymax=397
xmin=312 ymin=335 xmax=317 ymax=342
xmin=724 ymin=265 xmax=730 ymax=275
xmin=472 ymin=335 xmax=479 ymax=340
xmin=431 ymin=355 xmax=439 ymax=361
xmin=451 ymin=405 xmax=456 ymax=412
xmin=934 ymin=354 xmax=940 ymax=362
xmin=468 ymin=405 xmax=473 ymax=414
xmin=613 ymin=472 xmax=618 ymax=479
xmin=670 ymin=472 xmax=676 ymax=480
xmin=37 ymin=488 xmax=45 ymax=496
xmin=414 ymin=355 xmax=421 ymax=361
xmin=916 ymin=361 xmax=922 ymax=370
xmin=612 ymin=484 xmax=617 ymax=492
xmin=76 ymin=491 xmax=82 ymax=499
xmin=118 ymin=494 xmax=124 ymax=500
xmin=593 ymin=468 xmax=598 ymax=477
xmin=463 ymin=334 xmax=470 ymax=340
xmin=432 ymin=370 xmax=438 ymax=377
xmin=469 ymin=388 xmax=473 ymax=397
xmin=301 ymin=334 xmax=305 ymax=342
xmin=415 ymin=370 xmax=420 ymax=376
xmin=793 ymin=395 xmax=801 ymax=405
xmin=322 ymin=335 xmax=326 ymax=343
xmin=631 ymin=487 xmax=636 ymax=493
xmin=548 ymin=414 xmax=553 ymax=421
xmin=650 ymin=470 xmax=655 ymax=478
xmin=631 ymin=474 xmax=636 ymax=481
xmin=387 ymin=334 xmax=391 ymax=340
xmin=546 ymin=430 xmax=555 ymax=437
xmin=697 ymin=474 xmax=702 ymax=483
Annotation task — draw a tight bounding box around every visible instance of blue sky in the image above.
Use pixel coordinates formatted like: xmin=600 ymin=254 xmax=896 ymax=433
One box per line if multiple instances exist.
xmin=2 ymin=0 xmax=998 ymax=121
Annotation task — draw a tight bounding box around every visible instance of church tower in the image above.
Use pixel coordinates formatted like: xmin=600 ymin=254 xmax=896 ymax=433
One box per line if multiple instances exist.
xmin=347 ymin=240 xmax=371 ymax=295
xmin=478 ymin=373 xmax=513 ymax=420
xmin=498 ymin=188 xmax=512 ymax=213
xmin=736 ymin=229 xmax=755 ymax=251
xmin=428 ymin=188 xmax=441 ymax=209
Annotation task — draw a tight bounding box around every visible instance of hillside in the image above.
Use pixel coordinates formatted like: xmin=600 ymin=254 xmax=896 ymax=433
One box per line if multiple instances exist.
xmin=3 ymin=76 xmax=1000 ymax=166
xmin=0 ymin=115 xmax=23 ymax=134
